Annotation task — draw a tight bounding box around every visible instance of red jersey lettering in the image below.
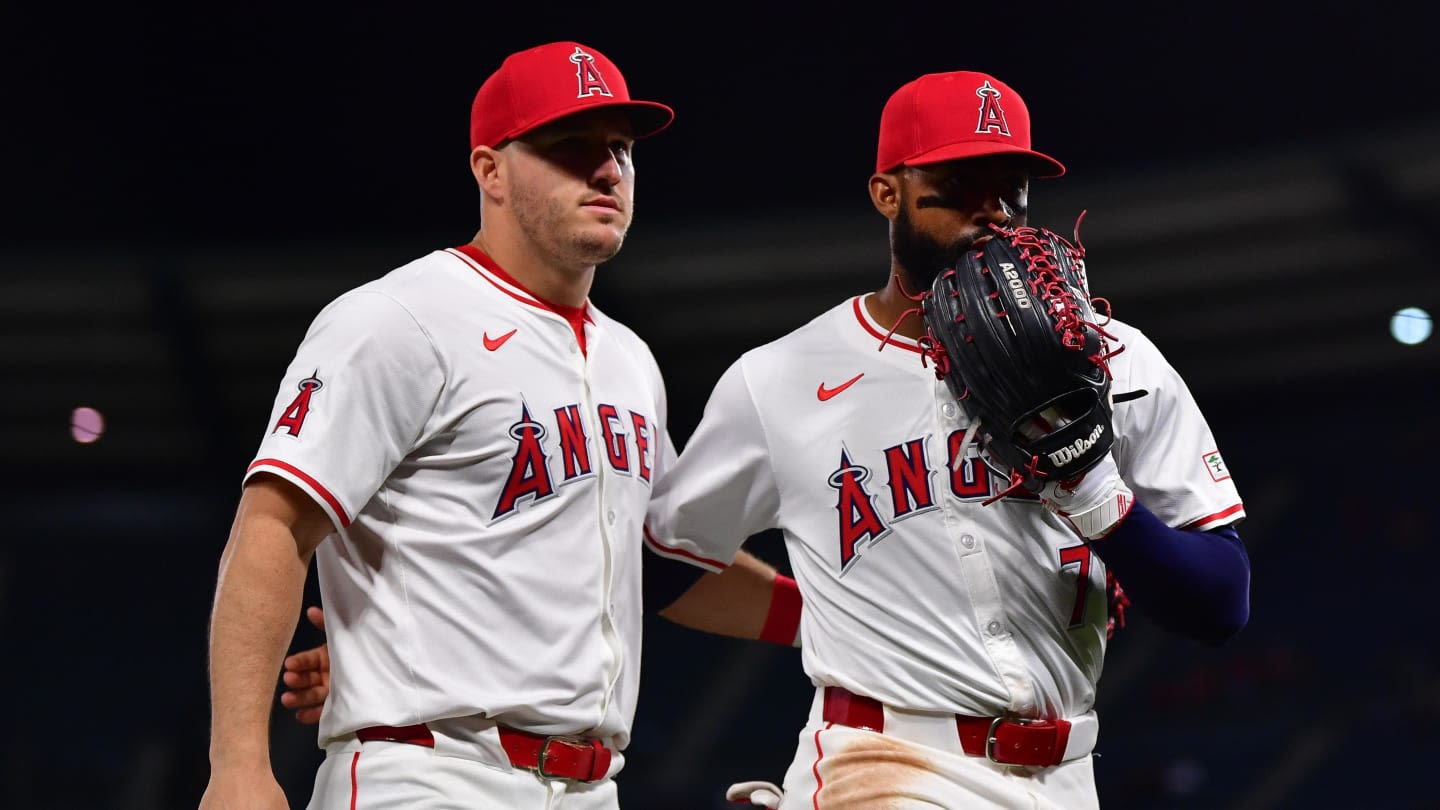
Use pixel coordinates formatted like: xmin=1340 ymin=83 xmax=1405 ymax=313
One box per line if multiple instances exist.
xmin=828 ymin=449 xmax=891 ymax=573
xmin=630 ymin=411 xmax=652 ymax=483
xmin=493 ymin=405 xmax=555 ymax=520
xmin=553 ymin=404 xmax=593 ymax=481
xmin=883 ymin=438 xmax=936 ymax=517
xmin=597 ymin=404 xmax=630 ymax=473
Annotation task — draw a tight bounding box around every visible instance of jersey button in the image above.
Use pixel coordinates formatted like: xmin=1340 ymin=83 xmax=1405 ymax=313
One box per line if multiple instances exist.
xmin=960 ymin=534 xmax=976 ymax=549
xmin=941 ymin=403 xmax=957 ymax=419
xmin=986 ymin=620 xmax=1003 ymax=636
xmin=606 ymin=509 xmax=616 ymax=525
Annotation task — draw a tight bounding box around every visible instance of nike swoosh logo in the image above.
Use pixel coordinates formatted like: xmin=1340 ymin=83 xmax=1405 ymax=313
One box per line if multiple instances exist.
xmin=483 ymin=329 xmax=517 ymax=351
xmin=817 ymin=373 xmax=865 ymax=401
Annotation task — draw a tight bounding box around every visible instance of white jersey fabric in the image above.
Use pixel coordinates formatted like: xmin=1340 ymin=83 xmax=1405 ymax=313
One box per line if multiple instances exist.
xmin=246 ymin=245 xmax=673 ymax=754
xmin=647 ymin=294 xmax=1243 ymax=722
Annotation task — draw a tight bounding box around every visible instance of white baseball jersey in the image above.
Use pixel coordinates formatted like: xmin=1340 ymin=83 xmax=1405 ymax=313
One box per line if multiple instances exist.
xmin=646 ymin=294 xmax=1243 ymax=722
xmin=246 ymin=244 xmax=673 ymax=752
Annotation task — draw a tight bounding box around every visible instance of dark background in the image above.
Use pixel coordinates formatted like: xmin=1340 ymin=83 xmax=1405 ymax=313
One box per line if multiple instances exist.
xmin=3 ymin=2 xmax=1439 ymax=808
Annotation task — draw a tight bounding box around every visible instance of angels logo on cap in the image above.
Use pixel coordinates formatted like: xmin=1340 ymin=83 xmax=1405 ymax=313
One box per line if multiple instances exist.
xmin=570 ymin=47 xmax=615 ymax=99
xmin=469 ymin=41 xmax=674 ymax=150
xmin=874 ymin=70 xmax=1064 ymax=177
xmin=973 ymin=81 xmax=1011 ymax=137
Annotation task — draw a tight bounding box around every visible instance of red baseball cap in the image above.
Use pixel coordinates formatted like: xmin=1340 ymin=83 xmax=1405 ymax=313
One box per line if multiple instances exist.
xmin=875 ymin=70 xmax=1064 ymax=177
xmin=470 ymin=41 xmax=675 ymax=150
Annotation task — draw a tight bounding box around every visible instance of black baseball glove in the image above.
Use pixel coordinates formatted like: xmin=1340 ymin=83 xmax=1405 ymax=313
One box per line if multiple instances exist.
xmin=920 ymin=221 xmax=1133 ymax=539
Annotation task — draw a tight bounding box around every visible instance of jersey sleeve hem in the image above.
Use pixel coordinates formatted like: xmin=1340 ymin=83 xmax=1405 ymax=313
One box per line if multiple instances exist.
xmin=1183 ymin=502 xmax=1246 ymax=532
xmin=643 ymin=526 xmax=728 ymax=573
xmin=245 ymin=458 xmax=352 ymax=530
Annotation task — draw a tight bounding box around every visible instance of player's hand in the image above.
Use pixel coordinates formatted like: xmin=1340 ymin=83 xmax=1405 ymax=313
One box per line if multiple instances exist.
xmin=725 ymin=780 xmax=784 ymax=808
xmin=1038 ymin=452 xmax=1134 ymax=540
xmin=199 ymin=770 xmax=289 ymax=809
xmin=280 ymin=606 xmax=329 ymax=725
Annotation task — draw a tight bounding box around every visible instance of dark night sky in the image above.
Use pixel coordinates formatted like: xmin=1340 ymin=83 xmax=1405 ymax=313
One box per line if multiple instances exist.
xmin=3 ymin=6 xmax=1439 ymax=809
xmin=3 ymin=1 xmax=1436 ymax=249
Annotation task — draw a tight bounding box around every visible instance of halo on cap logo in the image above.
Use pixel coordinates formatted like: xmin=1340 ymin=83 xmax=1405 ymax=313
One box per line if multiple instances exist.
xmin=569 ymin=46 xmax=614 ymax=99
xmin=974 ymin=80 xmax=1011 ymax=137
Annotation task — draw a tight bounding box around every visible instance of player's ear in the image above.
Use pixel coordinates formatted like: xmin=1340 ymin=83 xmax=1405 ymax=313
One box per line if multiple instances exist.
xmin=470 ymin=145 xmax=503 ymax=199
xmin=869 ymin=171 xmax=900 ymax=221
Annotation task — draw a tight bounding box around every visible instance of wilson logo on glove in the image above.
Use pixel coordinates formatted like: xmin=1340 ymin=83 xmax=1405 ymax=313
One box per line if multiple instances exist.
xmin=1048 ymin=423 xmax=1106 ymax=468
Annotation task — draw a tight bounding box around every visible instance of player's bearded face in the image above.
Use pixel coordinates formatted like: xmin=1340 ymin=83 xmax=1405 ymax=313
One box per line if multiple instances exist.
xmin=893 ymin=202 xmax=975 ymax=291
xmin=893 ymin=159 xmax=1031 ymax=290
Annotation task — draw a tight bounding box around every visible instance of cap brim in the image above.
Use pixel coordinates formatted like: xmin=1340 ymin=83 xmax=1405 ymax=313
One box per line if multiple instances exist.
xmin=615 ymin=101 xmax=675 ymax=139
xmin=501 ymin=100 xmax=675 ymax=146
xmin=903 ymin=141 xmax=1065 ymax=178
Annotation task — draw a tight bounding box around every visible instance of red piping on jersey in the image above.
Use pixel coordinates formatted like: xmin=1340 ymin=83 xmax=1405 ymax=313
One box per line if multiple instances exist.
xmin=448 ymin=245 xmax=594 ymax=355
xmin=852 ymin=297 xmax=922 ymax=355
xmin=248 ymin=458 xmax=351 ymax=527
xmin=812 ymin=723 xmax=831 ymax=809
xmin=1184 ymin=502 xmax=1245 ymax=530
xmin=642 ymin=526 xmax=728 ymax=571
xmin=349 ymin=751 xmax=360 ymax=810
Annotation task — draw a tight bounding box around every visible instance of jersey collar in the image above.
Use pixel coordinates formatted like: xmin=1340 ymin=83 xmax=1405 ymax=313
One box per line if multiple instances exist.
xmin=448 ymin=244 xmax=595 ymax=354
xmin=851 ymin=294 xmax=922 ymax=355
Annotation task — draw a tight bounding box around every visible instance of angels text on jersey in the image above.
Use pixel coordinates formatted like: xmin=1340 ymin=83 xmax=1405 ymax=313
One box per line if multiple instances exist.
xmin=830 ymin=429 xmax=1040 ymax=574
xmin=269 ymin=374 xmax=656 ymax=525
xmin=492 ymin=399 xmax=655 ymax=521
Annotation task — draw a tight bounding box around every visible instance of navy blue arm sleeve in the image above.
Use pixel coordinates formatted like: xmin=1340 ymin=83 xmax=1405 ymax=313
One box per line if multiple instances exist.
xmin=1092 ymin=501 xmax=1251 ymax=646
xmin=643 ymin=547 xmax=709 ymax=613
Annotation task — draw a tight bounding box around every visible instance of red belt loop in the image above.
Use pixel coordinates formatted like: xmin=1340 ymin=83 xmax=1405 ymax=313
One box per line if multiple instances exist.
xmin=355 ymin=724 xmax=612 ymax=782
xmin=355 ymin=724 xmax=434 ymax=747
xmin=821 ymin=686 xmax=1072 ymax=768
xmin=822 ymin=684 xmax=885 ymax=732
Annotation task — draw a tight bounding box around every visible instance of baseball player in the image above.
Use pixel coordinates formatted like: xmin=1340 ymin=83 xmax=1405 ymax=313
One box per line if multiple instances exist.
xmin=199 ymin=41 xmax=797 ymax=810
xmin=643 ymin=70 xmax=1253 ymax=809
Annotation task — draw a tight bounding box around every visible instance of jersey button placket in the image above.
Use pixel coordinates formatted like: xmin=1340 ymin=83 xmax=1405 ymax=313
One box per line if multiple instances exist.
xmin=943 ymin=514 xmax=1036 ymax=714
xmin=935 ymin=378 xmax=960 ymax=423
xmin=573 ymin=317 xmax=621 ymax=725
